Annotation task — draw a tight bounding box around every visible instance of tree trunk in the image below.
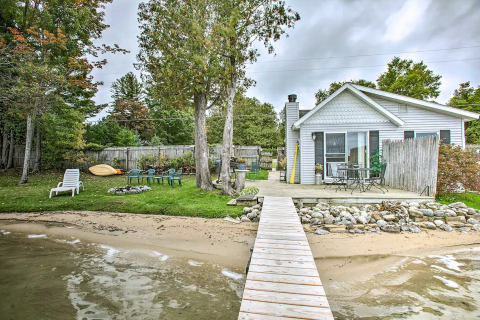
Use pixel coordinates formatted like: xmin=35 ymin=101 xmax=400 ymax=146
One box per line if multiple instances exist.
xmin=1 ymin=123 xmax=8 ymax=169
xmin=33 ymin=126 xmax=41 ymax=172
xmin=220 ymin=76 xmax=237 ymax=196
xmin=18 ymin=109 xmax=36 ymax=185
xmin=7 ymin=129 xmax=14 ymax=169
xmin=194 ymin=91 xmax=213 ymax=191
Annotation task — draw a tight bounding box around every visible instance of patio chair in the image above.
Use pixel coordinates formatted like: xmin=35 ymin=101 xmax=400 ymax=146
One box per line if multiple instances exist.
xmin=246 ymin=162 xmax=261 ymax=181
xmin=142 ymin=169 xmax=156 ymax=185
xmin=168 ymin=169 xmax=182 ymax=187
xmin=153 ymin=169 xmax=173 ymax=185
xmin=127 ymin=169 xmax=141 ymax=184
xmin=366 ymin=163 xmax=388 ymax=193
xmin=49 ymin=169 xmax=84 ymax=198
xmin=324 ymin=163 xmax=346 ymax=190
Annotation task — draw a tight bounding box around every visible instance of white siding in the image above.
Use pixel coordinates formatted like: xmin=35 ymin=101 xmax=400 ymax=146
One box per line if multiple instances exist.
xmin=365 ymin=93 xmax=464 ymax=146
xmin=286 ymin=102 xmax=300 ymax=183
xmin=303 ymin=90 xmax=390 ymax=125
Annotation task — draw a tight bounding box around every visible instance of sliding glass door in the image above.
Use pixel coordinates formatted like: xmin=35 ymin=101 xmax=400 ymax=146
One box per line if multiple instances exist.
xmin=325 ymin=133 xmax=346 ymax=178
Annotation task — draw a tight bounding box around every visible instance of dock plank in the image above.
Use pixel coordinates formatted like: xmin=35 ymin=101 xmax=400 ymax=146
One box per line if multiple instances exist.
xmin=240 ymin=300 xmax=334 ymax=320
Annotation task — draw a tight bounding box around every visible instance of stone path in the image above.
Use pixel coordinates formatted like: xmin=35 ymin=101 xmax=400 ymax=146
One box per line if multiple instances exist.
xmin=238 ymin=196 xmax=334 ymax=320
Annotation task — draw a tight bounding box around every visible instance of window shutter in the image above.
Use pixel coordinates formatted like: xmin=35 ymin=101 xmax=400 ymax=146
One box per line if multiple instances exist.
xmin=314 ymin=132 xmax=324 ymax=179
xmin=440 ymin=130 xmax=451 ymax=145
xmin=404 ymin=131 xmax=415 ymax=139
xmin=369 ymin=131 xmax=379 ymax=158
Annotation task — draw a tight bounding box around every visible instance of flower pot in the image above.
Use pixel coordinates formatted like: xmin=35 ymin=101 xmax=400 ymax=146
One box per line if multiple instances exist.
xmin=238 ymin=163 xmax=246 ymax=170
xmin=315 ymin=174 xmax=323 ymax=185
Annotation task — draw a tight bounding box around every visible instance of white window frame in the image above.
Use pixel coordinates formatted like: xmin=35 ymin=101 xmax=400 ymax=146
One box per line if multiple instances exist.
xmin=415 ymin=131 xmax=439 ymax=138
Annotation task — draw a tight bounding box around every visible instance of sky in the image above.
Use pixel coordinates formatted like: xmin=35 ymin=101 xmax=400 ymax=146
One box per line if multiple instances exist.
xmin=89 ymin=0 xmax=480 ymax=120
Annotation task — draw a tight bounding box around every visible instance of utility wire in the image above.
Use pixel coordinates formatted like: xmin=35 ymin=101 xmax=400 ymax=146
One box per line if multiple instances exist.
xmin=85 ymin=114 xmax=278 ymax=123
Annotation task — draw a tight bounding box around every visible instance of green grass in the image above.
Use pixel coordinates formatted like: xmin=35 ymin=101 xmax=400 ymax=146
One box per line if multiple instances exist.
xmin=0 ymin=171 xmax=243 ymax=218
xmin=272 ymin=160 xmax=277 ymax=170
xmin=437 ymin=193 xmax=480 ymax=210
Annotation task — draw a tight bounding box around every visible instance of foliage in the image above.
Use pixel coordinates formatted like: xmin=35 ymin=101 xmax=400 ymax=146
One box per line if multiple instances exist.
xmin=112 ymin=157 xmax=122 ymax=168
xmin=157 ymin=153 xmax=169 ymax=171
xmin=448 ymin=81 xmax=480 ymax=144
xmin=437 ymin=192 xmax=480 ymax=210
xmin=240 ymin=186 xmax=259 ymax=195
xmin=149 ymin=135 xmax=163 ymax=146
xmin=136 ymin=153 xmax=156 ymax=170
xmin=111 ymin=72 xmax=144 ymax=101
xmin=0 ymin=171 xmax=243 ymax=218
xmin=315 ymin=163 xmax=323 ymax=172
xmin=84 ymin=118 xmax=140 ymax=147
xmin=278 ymin=157 xmax=287 ymax=169
xmin=262 ymin=148 xmax=277 ymax=157
xmin=377 ymin=57 xmax=442 ymax=100
xmin=314 ymin=79 xmax=376 ymax=105
xmin=207 ymin=95 xmax=282 ymax=148
xmin=84 ymin=143 xmax=105 ymax=151
xmin=148 ymin=100 xmax=195 ymax=145
xmin=169 ymin=152 xmax=196 ymax=171
xmin=236 ymin=158 xmax=247 ymax=163
xmin=437 ymin=144 xmax=480 ymax=194
xmin=109 ymin=99 xmax=153 ymax=141
xmin=369 ymin=151 xmax=382 ymax=176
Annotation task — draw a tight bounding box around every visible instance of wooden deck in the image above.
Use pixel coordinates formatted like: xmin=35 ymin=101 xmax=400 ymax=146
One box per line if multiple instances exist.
xmin=238 ymin=196 xmax=334 ymax=320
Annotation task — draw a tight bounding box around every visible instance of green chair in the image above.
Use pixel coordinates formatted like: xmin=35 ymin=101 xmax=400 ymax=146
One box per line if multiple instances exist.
xmin=127 ymin=169 xmax=141 ymax=184
xmin=154 ymin=169 xmax=170 ymax=185
xmin=169 ymin=169 xmax=182 ymax=187
xmin=142 ymin=169 xmax=156 ymax=185
xmin=246 ymin=162 xmax=261 ymax=181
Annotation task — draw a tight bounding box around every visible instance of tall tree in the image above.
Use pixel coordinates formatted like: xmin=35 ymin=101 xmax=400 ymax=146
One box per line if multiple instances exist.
xmin=314 ymin=79 xmax=376 ymax=105
xmin=377 ymin=56 xmax=442 ymax=100
xmin=109 ymin=99 xmax=153 ymax=141
xmin=111 ymin=72 xmax=144 ymax=101
xmin=214 ymin=0 xmax=300 ymax=195
xmin=448 ymin=81 xmax=480 ymax=143
xmin=137 ymin=0 xmax=226 ymax=191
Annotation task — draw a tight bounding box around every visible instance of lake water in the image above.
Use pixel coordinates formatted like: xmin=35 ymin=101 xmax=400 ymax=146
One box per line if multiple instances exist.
xmin=0 ymin=226 xmax=244 ymax=320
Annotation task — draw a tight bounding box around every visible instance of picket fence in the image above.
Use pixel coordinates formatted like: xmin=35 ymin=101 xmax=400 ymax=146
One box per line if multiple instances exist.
xmin=383 ymin=136 xmax=439 ymax=195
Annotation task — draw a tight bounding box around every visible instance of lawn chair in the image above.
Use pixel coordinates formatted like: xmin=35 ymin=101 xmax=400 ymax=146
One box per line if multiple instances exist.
xmin=49 ymin=169 xmax=84 ymax=198
xmin=142 ymin=169 xmax=156 ymax=185
xmin=366 ymin=163 xmax=388 ymax=193
xmin=127 ymin=169 xmax=141 ymax=184
xmin=246 ymin=162 xmax=260 ymax=181
xmin=154 ymin=169 xmax=172 ymax=185
xmin=168 ymin=169 xmax=182 ymax=187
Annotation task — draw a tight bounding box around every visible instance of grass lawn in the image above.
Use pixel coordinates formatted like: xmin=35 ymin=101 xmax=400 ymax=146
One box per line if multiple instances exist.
xmin=0 ymin=171 xmax=243 ymax=218
xmin=437 ymin=193 xmax=480 ymax=210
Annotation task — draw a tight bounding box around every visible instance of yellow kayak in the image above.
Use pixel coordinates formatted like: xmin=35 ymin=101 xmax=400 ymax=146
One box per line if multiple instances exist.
xmin=89 ymin=164 xmax=118 ymax=176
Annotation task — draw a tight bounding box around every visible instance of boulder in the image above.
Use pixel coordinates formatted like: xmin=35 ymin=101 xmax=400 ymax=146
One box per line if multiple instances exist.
xmin=409 ymin=209 xmax=424 ymax=218
xmin=400 ymin=202 xmax=409 ymax=207
xmin=426 ymin=202 xmax=440 ymax=210
xmin=439 ymin=224 xmax=453 ymax=232
xmin=409 ymin=224 xmax=422 ymax=233
xmin=434 ymin=220 xmax=444 ymax=227
xmin=459 ymin=227 xmax=471 ymax=233
xmin=439 ymin=205 xmax=449 ymax=210
xmin=433 ymin=210 xmax=446 ymax=217
xmin=381 ymin=224 xmax=400 ymax=233
xmin=246 ymin=212 xmax=257 ymax=220
xmin=243 ymin=207 xmax=252 ymax=214
xmin=252 ymin=204 xmax=261 ymax=210
xmin=400 ymin=224 xmax=409 ymax=232
xmin=467 ymin=218 xmax=480 ymax=225
xmin=445 ymin=209 xmax=457 ymax=217
xmin=383 ymin=214 xmax=396 ymax=222
xmin=349 ymin=228 xmax=365 ymax=234
xmin=310 ymin=218 xmax=323 ymax=225
xmin=409 ymin=202 xmax=420 ymax=208
xmin=419 ymin=209 xmax=434 ymax=217
xmin=330 ymin=207 xmax=341 ymax=217
xmin=356 ymin=216 xmax=369 ymax=225
xmin=301 ymin=216 xmax=311 ymax=224
xmin=323 ymin=215 xmax=334 ymax=225
xmin=311 ymin=211 xmax=323 ymax=218
xmin=315 ymin=229 xmax=330 ymax=235
xmin=241 ymin=216 xmax=251 ymax=222
xmin=376 ymin=220 xmax=387 ymax=228
xmin=472 ymin=224 xmax=480 ymax=231
xmin=372 ymin=212 xmax=383 ymax=221
xmin=300 ymin=208 xmax=310 ymax=214
xmin=424 ymin=222 xmax=436 ymax=230
xmin=449 ymin=202 xmax=467 ymax=209
xmin=468 ymin=208 xmax=477 ymax=215
xmin=446 ymin=216 xmax=466 ymax=223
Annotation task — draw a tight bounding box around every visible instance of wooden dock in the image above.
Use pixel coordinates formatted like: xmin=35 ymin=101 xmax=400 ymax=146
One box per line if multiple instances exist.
xmin=238 ymin=196 xmax=334 ymax=320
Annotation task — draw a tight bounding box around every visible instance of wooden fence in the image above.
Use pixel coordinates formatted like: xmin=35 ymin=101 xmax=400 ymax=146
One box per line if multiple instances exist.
xmin=383 ymin=136 xmax=439 ymax=195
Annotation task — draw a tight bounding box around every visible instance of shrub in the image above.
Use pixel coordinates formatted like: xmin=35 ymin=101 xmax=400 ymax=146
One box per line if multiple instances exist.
xmin=370 ymin=151 xmax=382 ymax=176
xmin=112 ymin=157 xmax=122 ymax=168
xmin=437 ymin=144 xmax=480 ymax=194
xmin=240 ymin=186 xmax=259 ymax=195
xmin=136 ymin=153 xmax=156 ymax=170
xmin=84 ymin=143 xmax=105 ymax=151
xmin=278 ymin=157 xmax=287 ymax=169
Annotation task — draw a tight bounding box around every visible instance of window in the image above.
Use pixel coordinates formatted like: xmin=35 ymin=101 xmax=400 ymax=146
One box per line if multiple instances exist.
xmin=398 ymin=104 xmax=408 ymax=113
xmin=416 ymin=132 xmax=438 ymax=138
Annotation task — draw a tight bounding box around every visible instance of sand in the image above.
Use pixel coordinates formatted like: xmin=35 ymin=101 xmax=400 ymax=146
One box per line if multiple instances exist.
xmin=1 ymin=211 xmax=480 ymax=276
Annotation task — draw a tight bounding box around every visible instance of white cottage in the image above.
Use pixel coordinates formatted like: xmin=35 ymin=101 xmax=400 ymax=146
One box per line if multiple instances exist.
xmin=285 ymin=83 xmax=479 ymax=184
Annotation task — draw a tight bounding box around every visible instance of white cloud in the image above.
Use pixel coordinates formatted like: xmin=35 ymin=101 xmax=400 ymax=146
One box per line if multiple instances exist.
xmin=383 ymin=0 xmax=432 ymax=42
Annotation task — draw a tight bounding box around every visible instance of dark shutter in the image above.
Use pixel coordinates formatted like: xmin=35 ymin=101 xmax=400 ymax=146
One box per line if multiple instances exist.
xmin=404 ymin=131 xmax=415 ymax=139
xmin=369 ymin=131 xmax=379 ymax=158
xmin=314 ymin=132 xmax=324 ymax=179
xmin=440 ymin=130 xmax=451 ymax=145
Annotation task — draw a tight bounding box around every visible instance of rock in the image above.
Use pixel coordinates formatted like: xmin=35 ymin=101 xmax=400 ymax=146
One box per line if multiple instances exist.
xmin=305 ymin=214 xmax=311 ymax=219
xmin=348 ymin=228 xmax=365 ymax=234
xmin=439 ymin=205 xmax=449 ymax=210
xmin=323 ymin=215 xmax=334 ymax=225
xmin=243 ymin=207 xmax=252 ymax=214
xmin=468 ymin=208 xmax=477 ymax=215
xmin=376 ymin=220 xmax=387 ymax=228
xmin=449 ymin=202 xmax=467 ymax=209
xmin=315 ymin=229 xmax=330 ymax=235
xmin=446 ymin=216 xmax=466 ymax=223
xmin=426 ymin=202 xmax=440 ymax=210
xmin=398 ymin=219 xmax=406 ymax=225
xmin=356 ymin=216 xmax=368 ymax=225
xmin=445 ymin=209 xmax=457 ymax=217
xmin=241 ymin=217 xmax=251 ymax=222
xmin=467 ymin=218 xmax=480 ymax=225
xmin=439 ymin=224 xmax=453 ymax=232
xmin=310 ymin=218 xmax=323 ymax=225
xmin=424 ymin=222 xmax=436 ymax=230
xmin=400 ymin=202 xmax=409 ymax=207
xmin=301 ymin=216 xmax=311 ymax=224
xmin=400 ymin=224 xmax=409 ymax=232
xmin=459 ymin=227 xmax=470 ymax=233
xmin=455 ymin=210 xmax=467 ymax=217
xmin=409 ymin=209 xmax=424 ymax=218
xmin=251 ymin=216 xmax=259 ymax=222
xmin=311 ymin=211 xmax=323 ymax=218
xmin=381 ymin=224 xmax=400 ymax=233
xmin=383 ymin=214 xmax=396 ymax=222
xmin=409 ymin=224 xmax=422 ymax=233
xmin=434 ymin=220 xmax=444 ymax=227
xmin=372 ymin=212 xmax=383 ymax=221
xmin=300 ymin=208 xmax=309 ymax=214
xmin=419 ymin=209 xmax=434 ymax=217
xmin=472 ymin=224 xmax=480 ymax=231
xmin=252 ymin=204 xmax=261 ymax=210
xmin=409 ymin=202 xmax=420 ymax=208
xmin=246 ymin=212 xmax=257 ymax=220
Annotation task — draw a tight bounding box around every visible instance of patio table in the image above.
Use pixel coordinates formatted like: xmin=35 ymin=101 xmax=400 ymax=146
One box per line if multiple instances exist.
xmin=338 ymin=167 xmax=376 ymax=194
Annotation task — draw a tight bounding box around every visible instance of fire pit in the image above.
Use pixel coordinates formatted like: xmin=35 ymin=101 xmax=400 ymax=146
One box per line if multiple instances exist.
xmin=107 ymin=185 xmax=152 ymax=195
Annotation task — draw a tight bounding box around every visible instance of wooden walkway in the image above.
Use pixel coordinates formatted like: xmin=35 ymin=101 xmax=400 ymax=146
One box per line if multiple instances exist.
xmin=238 ymin=196 xmax=334 ymax=320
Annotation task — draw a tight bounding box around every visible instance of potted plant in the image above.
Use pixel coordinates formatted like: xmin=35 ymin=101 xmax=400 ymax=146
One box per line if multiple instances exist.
xmin=237 ymin=158 xmax=247 ymax=170
xmin=315 ymin=163 xmax=323 ymax=185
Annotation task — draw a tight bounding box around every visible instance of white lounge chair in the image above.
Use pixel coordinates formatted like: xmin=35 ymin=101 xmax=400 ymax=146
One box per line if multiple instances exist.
xmin=49 ymin=169 xmax=84 ymax=198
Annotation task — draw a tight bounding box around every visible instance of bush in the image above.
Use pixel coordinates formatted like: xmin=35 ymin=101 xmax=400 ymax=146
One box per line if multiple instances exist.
xmin=240 ymin=186 xmax=259 ymax=195
xmin=84 ymin=143 xmax=105 ymax=151
xmin=437 ymin=144 xmax=480 ymax=194
xmin=136 ymin=153 xmax=156 ymax=170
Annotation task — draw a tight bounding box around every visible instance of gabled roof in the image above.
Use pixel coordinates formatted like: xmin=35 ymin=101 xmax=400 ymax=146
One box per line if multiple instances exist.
xmin=351 ymin=84 xmax=480 ymax=121
xmin=293 ymin=84 xmax=404 ymax=129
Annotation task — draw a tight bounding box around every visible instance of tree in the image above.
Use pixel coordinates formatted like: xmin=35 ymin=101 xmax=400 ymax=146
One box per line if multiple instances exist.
xmin=314 ymin=79 xmax=376 ymax=105
xmin=111 ymin=72 xmax=144 ymax=101
xmin=148 ymin=100 xmax=195 ymax=145
xmin=207 ymin=95 xmax=281 ymax=148
xmin=137 ymin=0 xmax=227 ymax=191
xmin=109 ymin=99 xmax=153 ymax=141
xmin=213 ymin=0 xmax=300 ymax=195
xmin=377 ymin=56 xmax=442 ymax=100
xmin=84 ymin=118 xmax=140 ymax=147
xmin=448 ymin=81 xmax=480 ymax=143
